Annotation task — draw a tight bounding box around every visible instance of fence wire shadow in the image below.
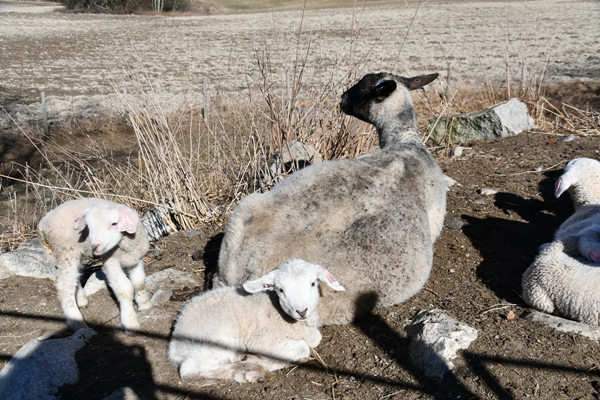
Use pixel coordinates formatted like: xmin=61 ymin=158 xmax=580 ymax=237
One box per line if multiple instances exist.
xmin=2 ymin=305 xmax=600 ymax=400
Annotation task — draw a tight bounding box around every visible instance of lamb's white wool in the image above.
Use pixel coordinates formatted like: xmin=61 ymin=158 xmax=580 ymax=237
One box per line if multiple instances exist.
xmin=554 ymin=157 xmax=600 ymax=209
xmin=38 ymin=198 xmax=151 ymax=332
xmin=215 ymin=72 xmax=449 ymax=325
xmin=523 ymin=157 xmax=600 ymax=324
xmin=168 ymin=259 xmax=344 ymax=387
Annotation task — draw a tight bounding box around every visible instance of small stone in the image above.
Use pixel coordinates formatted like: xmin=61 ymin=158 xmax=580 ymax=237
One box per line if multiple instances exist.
xmin=191 ymin=250 xmax=203 ymax=261
xmin=445 ymin=219 xmax=464 ymax=230
xmin=150 ymin=288 xmax=173 ymax=306
xmin=479 ymin=187 xmax=497 ymax=196
xmin=558 ymin=133 xmax=576 ymax=142
xmin=473 ymin=198 xmax=486 ymax=205
xmin=506 ymin=310 xmax=516 ymax=321
xmin=450 ymin=146 xmax=470 ymax=158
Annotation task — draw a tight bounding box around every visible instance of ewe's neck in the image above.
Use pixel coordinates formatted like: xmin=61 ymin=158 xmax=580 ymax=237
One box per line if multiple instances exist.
xmin=375 ymin=107 xmax=421 ymax=149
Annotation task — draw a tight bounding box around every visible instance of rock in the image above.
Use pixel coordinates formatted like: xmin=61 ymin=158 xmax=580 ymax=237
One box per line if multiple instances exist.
xmin=102 ymin=387 xmax=141 ymax=400
xmin=526 ymin=311 xmax=600 ymax=341
xmin=144 ymin=268 xmax=200 ymax=293
xmin=473 ymin=198 xmax=486 ymax=205
xmin=150 ymin=288 xmax=173 ymax=306
xmin=430 ymin=98 xmax=535 ymax=145
xmin=558 ymin=133 xmax=576 ymax=142
xmin=83 ymin=271 xmax=108 ymax=297
xmin=0 ymin=328 xmax=96 ymax=399
xmin=444 ymin=219 xmax=464 ymax=230
xmin=479 ymin=187 xmax=498 ymax=196
xmin=268 ymin=140 xmax=323 ymax=175
xmin=449 ymin=146 xmax=470 ymax=158
xmin=141 ymin=204 xmax=173 ymax=241
xmin=0 ymin=238 xmax=57 ymax=281
xmin=405 ymin=309 xmax=478 ymax=380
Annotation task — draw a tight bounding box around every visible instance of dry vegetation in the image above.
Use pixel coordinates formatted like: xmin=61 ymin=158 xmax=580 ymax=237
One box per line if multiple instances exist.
xmin=0 ymin=0 xmax=599 ymax=387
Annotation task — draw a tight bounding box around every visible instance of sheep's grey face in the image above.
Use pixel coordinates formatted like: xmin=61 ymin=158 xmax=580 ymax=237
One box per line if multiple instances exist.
xmin=340 ymin=73 xmax=410 ymax=124
xmin=84 ymin=205 xmax=124 ymax=256
xmin=273 ymin=268 xmax=320 ymax=322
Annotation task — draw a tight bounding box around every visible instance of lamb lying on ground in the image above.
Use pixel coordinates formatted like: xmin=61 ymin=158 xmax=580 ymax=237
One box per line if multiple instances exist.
xmin=216 ymin=72 xmax=449 ymax=325
xmin=38 ymin=198 xmax=152 ymax=332
xmin=168 ymin=259 xmax=345 ymax=387
xmin=522 ymin=158 xmax=600 ymax=324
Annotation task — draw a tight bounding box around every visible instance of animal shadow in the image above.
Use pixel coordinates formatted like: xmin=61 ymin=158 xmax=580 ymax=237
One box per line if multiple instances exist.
xmin=461 ymin=169 xmax=572 ymax=303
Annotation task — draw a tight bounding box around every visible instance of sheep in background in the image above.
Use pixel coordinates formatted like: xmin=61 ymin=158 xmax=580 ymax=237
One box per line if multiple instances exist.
xmin=216 ymin=72 xmax=449 ymax=325
xmin=522 ymin=158 xmax=600 ymax=324
xmin=168 ymin=259 xmax=345 ymax=387
xmin=38 ymin=198 xmax=152 ymax=332
xmin=522 ymin=238 xmax=600 ymax=325
xmin=554 ymin=157 xmax=600 ymax=210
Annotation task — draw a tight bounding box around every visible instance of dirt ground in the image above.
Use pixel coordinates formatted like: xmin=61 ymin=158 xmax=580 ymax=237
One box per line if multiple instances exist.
xmin=1 ymin=123 xmax=600 ymax=400
xmin=2 ymin=1 xmax=600 ymax=399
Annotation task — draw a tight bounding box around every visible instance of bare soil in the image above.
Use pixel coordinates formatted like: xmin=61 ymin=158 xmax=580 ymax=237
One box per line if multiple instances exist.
xmin=2 ymin=1 xmax=600 ymax=399
xmin=2 ymin=121 xmax=600 ymax=400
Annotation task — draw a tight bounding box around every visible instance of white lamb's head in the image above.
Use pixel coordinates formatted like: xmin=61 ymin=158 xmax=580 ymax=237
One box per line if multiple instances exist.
xmin=243 ymin=259 xmax=345 ymax=321
xmin=74 ymin=201 xmax=139 ymax=256
xmin=555 ymin=158 xmax=600 ymax=199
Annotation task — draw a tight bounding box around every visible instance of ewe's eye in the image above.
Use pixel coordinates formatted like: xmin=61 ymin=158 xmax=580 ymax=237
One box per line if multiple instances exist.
xmin=279 ymin=288 xmax=284 ymax=294
xmin=111 ymin=222 xmax=118 ymax=227
xmin=311 ymin=281 xmax=316 ymax=287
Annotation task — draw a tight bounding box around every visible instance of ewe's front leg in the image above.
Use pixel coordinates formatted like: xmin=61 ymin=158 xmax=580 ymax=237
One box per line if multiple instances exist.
xmin=128 ymin=260 xmax=152 ymax=310
xmin=55 ymin=260 xmax=88 ymax=332
xmin=103 ymin=258 xmax=140 ymax=332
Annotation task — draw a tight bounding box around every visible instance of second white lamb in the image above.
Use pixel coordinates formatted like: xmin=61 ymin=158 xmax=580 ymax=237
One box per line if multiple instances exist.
xmin=168 ymin=259 xmax=345 ymax=387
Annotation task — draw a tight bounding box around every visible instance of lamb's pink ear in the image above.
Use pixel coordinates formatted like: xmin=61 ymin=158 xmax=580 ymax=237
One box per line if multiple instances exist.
xmin=243 ymin=270 xmax=277 ymax=294
xmin=117 ymin=206 xmax=138 ymax=234
xmin=317 ymin=267 xmax=345 ymax=292
xmin=74 ymin=215 xmax=87 ymax=231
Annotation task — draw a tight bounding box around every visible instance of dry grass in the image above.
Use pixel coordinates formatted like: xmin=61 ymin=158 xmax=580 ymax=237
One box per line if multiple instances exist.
xmin=0 ymin=1 xmax=598 ymax=249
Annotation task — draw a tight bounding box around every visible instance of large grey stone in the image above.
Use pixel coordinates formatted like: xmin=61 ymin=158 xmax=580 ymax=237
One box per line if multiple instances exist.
xmin=405 ymin=309 xmax=478 ymax=380
xmin=430 ymin=98 xmax=535 ymax=145
xmin=0 ymin=328 xmax=96 ymax=400
xmin=0 ymin=238 xmax=56 ymax=281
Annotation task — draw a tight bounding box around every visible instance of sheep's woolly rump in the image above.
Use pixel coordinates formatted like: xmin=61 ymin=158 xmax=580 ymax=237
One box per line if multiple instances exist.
xmin=522 ymin=158 xmax=600 ymax=325
xmin=522 ymin=239 xmax=600 ymax=325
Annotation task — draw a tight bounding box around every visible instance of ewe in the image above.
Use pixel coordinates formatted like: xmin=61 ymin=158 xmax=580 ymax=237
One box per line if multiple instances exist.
xmin=38 ymin=198 xmax=151 ymax=332
xmin=216 ymin=72 xmax=449 ymax=325
xmin=168 ymin=259 xmax=345 ymax=387
xmin=522 ymin=158 xmax=600 ymax=324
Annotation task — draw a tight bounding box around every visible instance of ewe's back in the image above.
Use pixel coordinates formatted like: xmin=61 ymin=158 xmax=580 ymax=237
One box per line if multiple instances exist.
xmin=217 ymin=72 xmax=447 ymax=325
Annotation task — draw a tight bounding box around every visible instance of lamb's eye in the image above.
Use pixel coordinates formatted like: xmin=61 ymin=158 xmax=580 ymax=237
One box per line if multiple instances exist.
xmin=311 ymin=281 xmax=316 ymax=287
xmin=279 ymin=288 xmax=284 ymax=294
xmin=111 ymin=222 xmax=118 ymax=226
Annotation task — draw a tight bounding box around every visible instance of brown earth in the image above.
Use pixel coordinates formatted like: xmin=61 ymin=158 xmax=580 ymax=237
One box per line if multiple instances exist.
xmin=1 ymin=1 xmax=600 ymax=399
xmin=3 ymin=119 xmax=600 ymax=399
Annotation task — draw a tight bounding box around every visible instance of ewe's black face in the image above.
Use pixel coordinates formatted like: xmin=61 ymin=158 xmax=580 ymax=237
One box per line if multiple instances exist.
xmin=340 ymin=73 xmax=404 ymax=123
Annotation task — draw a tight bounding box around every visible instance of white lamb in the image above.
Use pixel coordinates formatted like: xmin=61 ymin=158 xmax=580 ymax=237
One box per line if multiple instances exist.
xmin=38 ymin=198 xmax=152 ymax=332
xmin=168 ymin=259 xmax=345 ymax=387
xmin=215 ymin=72 xmax=449 ymax=325
xmin=522 ymin=158 xmax=600 ymax=324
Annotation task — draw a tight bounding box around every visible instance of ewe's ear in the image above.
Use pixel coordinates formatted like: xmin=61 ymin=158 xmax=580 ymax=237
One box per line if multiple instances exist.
xmin=243 ymin=270 xmax=278 ymax=294
xmin=374 ymin=80 xmax=397 ymax=99
xmin=316 ymin=267 xmax=345 ymax=292
xmin=117 ymin=205 xmax=138 ymax=234
xmin=406 ymin=73 xmax=439 ymax=91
